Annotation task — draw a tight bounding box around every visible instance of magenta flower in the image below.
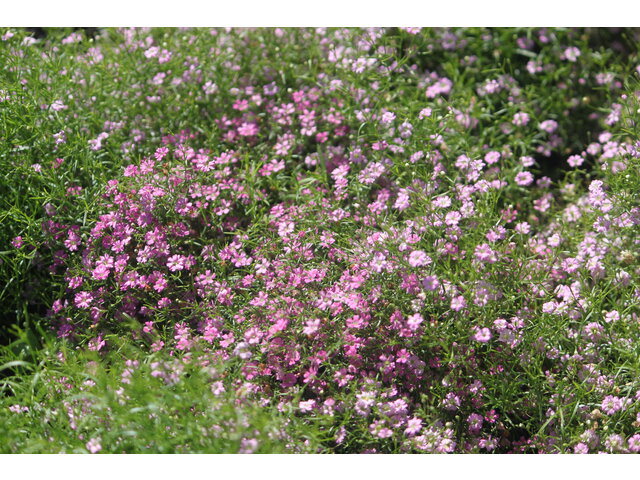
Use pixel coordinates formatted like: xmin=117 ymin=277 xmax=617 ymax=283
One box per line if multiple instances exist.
xmin=74 ymin=291 xmax=93 ymax=309
xmin=166 ymin=254 xmax=187 ymax=272
xmin=467 ymin=413 xmax=484 ymax=434
xmin=11 ymin=236 xmax=23 ymax=248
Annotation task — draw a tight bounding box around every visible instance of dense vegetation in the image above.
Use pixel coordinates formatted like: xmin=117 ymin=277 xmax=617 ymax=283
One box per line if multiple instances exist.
xmin=1 ymin=27 xmax=639 ymax=453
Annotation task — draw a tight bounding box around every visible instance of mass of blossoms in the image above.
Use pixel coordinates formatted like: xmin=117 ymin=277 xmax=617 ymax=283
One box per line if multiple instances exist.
xmin=1 ymin=27 xmax=639 ymax=454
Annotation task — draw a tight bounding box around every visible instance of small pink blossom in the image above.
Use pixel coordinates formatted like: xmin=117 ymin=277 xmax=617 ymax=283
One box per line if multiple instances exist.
xmin=601 ymin=395 xmax=625 ymax=416
xmin=567 ymin=154 xmax=584 ymax=167
xmin=74 ymin=291 xmax=93 ymax=309
xmin=407 ymin=313 xmax=424 ymax=331
xmin=538 ymin=119 xmax=558 ymax=133
xmin=422 ymin=275 xmax=440 ymax=291
xmin=515 ymin=171 xmax=534 ymax=186
xmin=563 ymin=46 xmax=581 ymax=62
xmin=303 ymin=318 xmax=321 ymax=336
xmin=472 ymin=327 xmax=492 ymax=343
xmin=86 ymin=438 xmax=102 ymax=454
xmin=408 ymin=250 xmax=431 ymax=267
xmin=513 ymin=112 xmax=530 ymax=126
xmin=451 ymin=295 xmax=467 ymax=312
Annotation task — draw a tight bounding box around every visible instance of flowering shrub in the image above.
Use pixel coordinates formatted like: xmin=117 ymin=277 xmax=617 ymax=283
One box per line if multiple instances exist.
xmin=2 ymin=27 xmax=640 ymax=453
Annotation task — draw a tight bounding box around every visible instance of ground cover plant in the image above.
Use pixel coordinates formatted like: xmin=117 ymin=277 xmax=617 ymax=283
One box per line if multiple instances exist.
xmin=1 ymin=27 xmax=640 ymax=454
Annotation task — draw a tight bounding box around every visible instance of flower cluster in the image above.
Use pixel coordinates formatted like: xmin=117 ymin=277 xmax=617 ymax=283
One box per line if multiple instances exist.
xmin=3 ymin=27 xmax=640 ymax=453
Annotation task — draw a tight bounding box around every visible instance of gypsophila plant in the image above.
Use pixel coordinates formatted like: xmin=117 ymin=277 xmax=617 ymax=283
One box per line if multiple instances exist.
xmin=1 ymin=27 xmax=640 ymax=453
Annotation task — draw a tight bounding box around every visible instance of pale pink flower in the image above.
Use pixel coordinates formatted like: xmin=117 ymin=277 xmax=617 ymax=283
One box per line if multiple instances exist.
xmin=303 ymin=318 xmax=321 ymax=336
xmin=513 ymin=112 xmax=530 ymax=126
xmin=472 ymin=327 xmax=493 ymax=343
xmin=407 ymin=313 xmax=424 ymax=331
xmin=567 ymin=155 xmax=584 ymax=167
xmin=86 ymin=438 xmax=102 ymax=454
xmin=408 ymin=250 xmax=431 ymax=267
xmin=515 ymin=171 xmax=534 ymax=186
xmin=451 ymin=295 xmax=467 ymax=312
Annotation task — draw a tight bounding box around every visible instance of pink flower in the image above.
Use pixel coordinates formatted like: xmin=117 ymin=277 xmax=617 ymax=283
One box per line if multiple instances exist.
xmin=50 ymin=100 xmax=67 ymax=111
xmin=514 ymin=222 xmax=531 ymax=234
xmin=407 ymin=313 xmax=424 ymax=331
xmin=277 ymin=220 xmax=295 ymax=238
xmin=515 ymin=171 xmax=534 ymax=186
xmin=443 ymin=392 xmax=461 ymax=411
xmin=74 ymin=291 xmax=93 ymax=309
xmin=88 ymin=335 xmax=106 ymax=351
xmin=563 ymin=46 xmax=581 ymax=62
xmin=520 ymin=156 xmax=535 ymax=167
xmin=538 ymin=119 xmax=558 ymax=133
xmin=433 ymin=195 xmax=451 ymax=208
xmin=408 ymin=250 xmax=431 ymax=267
xmin=9 ymin=404 xmax=29 ymax=413
xmin=604 ymin=310 xmax=620 ymax=323
xmin=380 ymin=111 xmax=396 ymax=125
xmin=86 ymin=438 xmax=102 ymax=454
xmin=166 ymin=254 xmax=186 ymax=272
xmin=567 ymin=154 xmax=584 ymax=167
xmin=299 ymin=399 xmax=316 ymax=412
xmin=467 ymin=413 xmax=484 ymax=434
xmin=513 ymin=112 xmax=530 ymax=126
xmin=574 ymin=442 xmax=589 ymax=454
xmin=370 ymin=252 xmax=388 ymax=273
xmin=157 ymin=297 xmax=172 ymax=308
xmin=404 ymin=417 xmax=423 ymax=436
xmin=92 ymin=265 xmax=110 ymax=281
xmin=445 ymin=211 xmax=461 ymax=226
xmin=422 ymin=275 xmax=439 ymax=291
xmin=418 ymin=108 xmax=432 ymax=119
xmin=472 ymin=327 xmax=492 ymax=343
xmin=601 ymin=395 xmax=623 ymax=415
xmin=474 ymin=243 xmax=497 ymax=263
xmin=450 ymin=295 xmax=467 ymax=312
xmin=211 ymin=381 xmax=225 ymax=396
xmin=484 ymin=151 xmax=501 ymax=165
xmin=303 ymin=318 xmax=321 ymax=336
xmin=628 ymin=434 xmax=640 ymax=453
xmin=238 ymin=122 xmax=258 ymax=137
